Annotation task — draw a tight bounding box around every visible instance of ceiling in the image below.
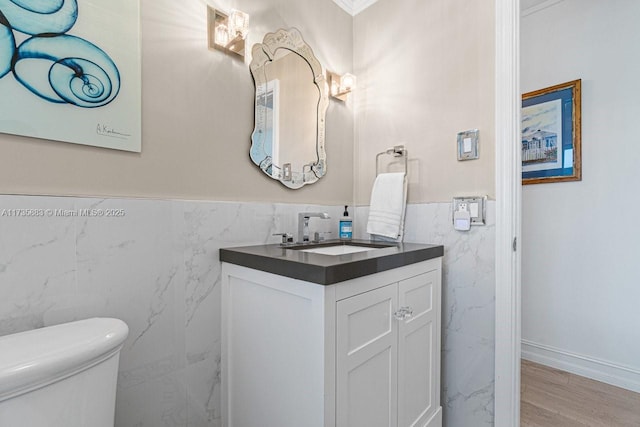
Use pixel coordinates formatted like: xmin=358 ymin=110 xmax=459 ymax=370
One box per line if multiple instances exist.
xmin=521 ymin=0 xmax=564 ymax=14
xmin=333 ymin=0 xmax=564 ymax=17
xmin=522 ymin=0 xmax=549 ymax=9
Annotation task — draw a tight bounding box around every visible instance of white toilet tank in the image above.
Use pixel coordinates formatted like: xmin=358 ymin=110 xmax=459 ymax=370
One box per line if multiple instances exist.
xmin=0 ymin=318 xmax=129 ymax=427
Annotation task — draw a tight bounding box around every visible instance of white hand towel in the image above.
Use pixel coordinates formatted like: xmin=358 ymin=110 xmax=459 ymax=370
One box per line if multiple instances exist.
xmin=367 ymin=172 xmax=407 ymax=239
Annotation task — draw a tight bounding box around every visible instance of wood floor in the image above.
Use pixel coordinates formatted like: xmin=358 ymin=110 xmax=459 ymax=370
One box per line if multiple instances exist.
xmin=521 ymin=360 xmax=640 ymax=426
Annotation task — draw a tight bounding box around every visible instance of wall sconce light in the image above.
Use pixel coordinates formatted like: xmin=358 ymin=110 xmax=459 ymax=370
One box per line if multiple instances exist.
xmin=327 ymin=71 xmax=357 ymax=101
xmin=207 ymin=6 xmax=249 ymax=58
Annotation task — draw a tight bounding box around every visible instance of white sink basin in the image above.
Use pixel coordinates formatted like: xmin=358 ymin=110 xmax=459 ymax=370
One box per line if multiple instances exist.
xmin=299 ymin=245 xmax=380 ymax=256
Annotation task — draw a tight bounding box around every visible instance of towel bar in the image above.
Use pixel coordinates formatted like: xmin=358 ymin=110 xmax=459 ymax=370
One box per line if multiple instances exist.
xmin=375 ymin=145 xmax=408 ymax=176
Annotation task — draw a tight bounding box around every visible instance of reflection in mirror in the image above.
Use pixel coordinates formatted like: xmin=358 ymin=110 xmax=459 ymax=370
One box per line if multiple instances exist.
xmin=249 ymin=28 xmax=328 ymax=189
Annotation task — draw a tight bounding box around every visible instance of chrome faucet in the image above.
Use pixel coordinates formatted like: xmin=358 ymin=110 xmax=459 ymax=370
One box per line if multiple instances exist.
xmin=297 ymin=212 xmax=330 ymax=243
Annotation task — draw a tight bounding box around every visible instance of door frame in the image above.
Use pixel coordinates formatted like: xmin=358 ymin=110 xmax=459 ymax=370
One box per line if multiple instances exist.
xmin=494 ymin=0 xmax=521 ymax=426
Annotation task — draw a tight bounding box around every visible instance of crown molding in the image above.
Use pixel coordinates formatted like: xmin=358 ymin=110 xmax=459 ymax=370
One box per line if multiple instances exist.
xmin=352 ymin=0 xmax=379 ymax=15
xmin=332 ymin=0 xmax=379 ymax=16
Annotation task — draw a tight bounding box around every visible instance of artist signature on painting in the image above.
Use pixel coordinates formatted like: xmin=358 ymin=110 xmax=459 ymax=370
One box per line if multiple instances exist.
xmin=96 ymin=123 xmax=131 ymax=139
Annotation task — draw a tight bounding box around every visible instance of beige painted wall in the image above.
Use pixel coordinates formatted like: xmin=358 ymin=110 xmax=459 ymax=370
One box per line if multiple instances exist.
xmin=0 ymin=0 xmax=354 ymax=205
xmin=353 ymin=0 xmax=495 ymax=204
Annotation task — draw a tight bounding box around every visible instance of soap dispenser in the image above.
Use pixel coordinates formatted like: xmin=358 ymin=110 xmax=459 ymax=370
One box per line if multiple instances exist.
xmin=339 ymin=205 xmax=353 ymax=240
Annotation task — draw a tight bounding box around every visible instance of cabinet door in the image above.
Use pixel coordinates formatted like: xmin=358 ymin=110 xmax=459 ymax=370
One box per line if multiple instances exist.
xmin=397 ymin=271 xmax=440 ymax=427
xmin=336 ymin=284 xmax=398 ymax=427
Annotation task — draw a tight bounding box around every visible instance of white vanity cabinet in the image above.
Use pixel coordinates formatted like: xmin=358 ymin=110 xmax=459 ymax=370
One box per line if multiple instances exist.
xmin=221 ymin=257 xmax=442 ymax=427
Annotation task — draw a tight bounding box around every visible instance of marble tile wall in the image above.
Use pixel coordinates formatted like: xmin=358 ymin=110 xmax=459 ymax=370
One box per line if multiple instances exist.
xmin=0 ymin=195 xmax=495 ymax=427
xmin=356 ymin=202 xmax=496 ymax=427
xmin=0 ymin=194 xmax=341 ymax=427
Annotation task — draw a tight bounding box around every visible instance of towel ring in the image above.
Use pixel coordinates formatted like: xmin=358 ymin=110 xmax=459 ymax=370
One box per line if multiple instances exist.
xmin=375 ymin=145 xmax=408 ymax=177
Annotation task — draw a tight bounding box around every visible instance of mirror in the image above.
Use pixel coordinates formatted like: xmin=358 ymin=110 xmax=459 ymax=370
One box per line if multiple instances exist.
xmin=249 ymin=28 xmax=329 ymax=189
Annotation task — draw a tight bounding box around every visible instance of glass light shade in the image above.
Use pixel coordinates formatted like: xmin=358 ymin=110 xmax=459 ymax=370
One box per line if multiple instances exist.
xmin=229 ymin=10 xmax=249 ymax=38
xmin=340 ymin=73 xmax=356 ymax=92
xmin=331 ymin=80 xmax=340 ymax=96
xmin=215 ymin=23 xmax=229 ymax=47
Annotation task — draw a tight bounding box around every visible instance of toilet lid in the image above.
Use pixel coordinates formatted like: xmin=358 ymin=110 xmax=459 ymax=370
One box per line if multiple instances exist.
xmin=0 ymin=317 xmax=128 ymax=402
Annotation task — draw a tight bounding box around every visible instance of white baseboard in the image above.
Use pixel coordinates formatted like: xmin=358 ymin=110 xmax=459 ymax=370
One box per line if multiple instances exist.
xmin=522 ymin=340 xmax=640 ymax=393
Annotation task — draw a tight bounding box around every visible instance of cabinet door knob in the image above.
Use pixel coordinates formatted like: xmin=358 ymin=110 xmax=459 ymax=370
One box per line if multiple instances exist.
xmin=403 ymin=306 xmax=413 ymax=319
xmin=393 ymin=306 xmax=413 ymax=321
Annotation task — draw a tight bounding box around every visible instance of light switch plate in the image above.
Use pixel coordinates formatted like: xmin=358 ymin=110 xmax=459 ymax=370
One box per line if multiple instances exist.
xmin=457 ymin=129 xmax=479 ymax=161
xmin=453 ymin=196 xmax=487 ymax=226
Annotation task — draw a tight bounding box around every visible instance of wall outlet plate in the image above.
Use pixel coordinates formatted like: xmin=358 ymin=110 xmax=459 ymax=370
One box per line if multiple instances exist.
xmin=453 ymin=196 xmax=487 ymax=226
xmin=457 ymin=129 xmax=479 ymax=161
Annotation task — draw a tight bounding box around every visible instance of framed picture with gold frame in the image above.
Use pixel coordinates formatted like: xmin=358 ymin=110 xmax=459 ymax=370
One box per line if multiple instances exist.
xmin=521 ymin=79 xmax=581 ymax=184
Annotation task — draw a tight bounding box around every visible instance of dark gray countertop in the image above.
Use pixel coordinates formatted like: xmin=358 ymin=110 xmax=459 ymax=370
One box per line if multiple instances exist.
xmin=219 ymin=240 xmax=444 ymax=285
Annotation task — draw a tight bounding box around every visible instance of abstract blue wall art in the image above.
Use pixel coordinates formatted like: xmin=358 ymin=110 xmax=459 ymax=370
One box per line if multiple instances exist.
xmin=0 ymin=0 xmax=141 ymax=152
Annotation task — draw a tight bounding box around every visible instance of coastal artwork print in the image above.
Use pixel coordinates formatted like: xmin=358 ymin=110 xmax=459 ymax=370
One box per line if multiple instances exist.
xmin=521 ymin=79 xmax=582 ymax=185
xmin=0 ymin=0 xmax=141 ymax=152
xmin=521 ymin=99 xmax=563 ymax=173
